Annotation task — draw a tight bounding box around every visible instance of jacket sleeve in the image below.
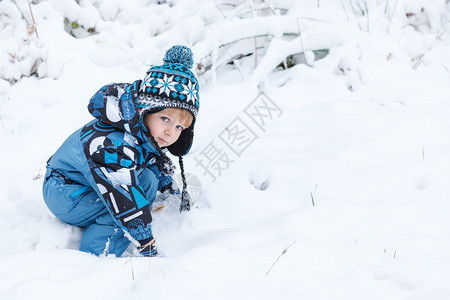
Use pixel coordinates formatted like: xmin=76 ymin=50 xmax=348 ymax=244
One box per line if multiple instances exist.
xmin=88 ymin=140 xmax=155 ymax=242
xmin=83 ymin=81 xmax=156 ymax=243
xmin=148 ymin=163 xmax=173 ymax=191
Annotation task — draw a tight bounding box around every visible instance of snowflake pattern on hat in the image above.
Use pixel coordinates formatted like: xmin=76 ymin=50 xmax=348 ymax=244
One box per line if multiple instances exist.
xmin=139 ymin=55 xmax=199 ymax=116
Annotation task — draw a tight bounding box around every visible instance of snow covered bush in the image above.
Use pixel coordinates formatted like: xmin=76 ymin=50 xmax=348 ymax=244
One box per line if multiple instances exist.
xmin=1 ymin=0 xmax=450 ymax=88
xmin=401 ymin=0 xmax=450 ymax=33
xmin=0 ymin=0 xmax=45 ymax=82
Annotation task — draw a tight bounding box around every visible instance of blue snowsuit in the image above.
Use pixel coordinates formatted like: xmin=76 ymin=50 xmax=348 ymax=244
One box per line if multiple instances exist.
xmin=43 ymin=80 xmax=172 ymax=256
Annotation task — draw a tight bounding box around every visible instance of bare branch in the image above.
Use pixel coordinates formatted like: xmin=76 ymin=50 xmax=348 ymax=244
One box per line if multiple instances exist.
xmin=28 ymin=2 xmax=39 ymax=39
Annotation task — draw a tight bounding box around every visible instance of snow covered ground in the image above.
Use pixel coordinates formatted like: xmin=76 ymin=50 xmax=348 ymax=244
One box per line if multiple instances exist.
xmin=2 ymin=0 xmax=450 ymax=299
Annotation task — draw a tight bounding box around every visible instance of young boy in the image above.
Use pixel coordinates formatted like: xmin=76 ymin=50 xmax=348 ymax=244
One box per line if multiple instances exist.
xmin=42 ymin=45 xmax=200 ymax=257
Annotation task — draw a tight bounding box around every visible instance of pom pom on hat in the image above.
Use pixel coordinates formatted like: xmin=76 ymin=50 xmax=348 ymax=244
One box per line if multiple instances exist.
xmin=163 ymin=45 xmax=194 ymax=69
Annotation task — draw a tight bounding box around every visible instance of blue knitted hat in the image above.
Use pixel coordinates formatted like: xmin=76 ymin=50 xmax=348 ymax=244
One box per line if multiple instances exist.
xmin=138 ymin=45 xmax=200 ymax=156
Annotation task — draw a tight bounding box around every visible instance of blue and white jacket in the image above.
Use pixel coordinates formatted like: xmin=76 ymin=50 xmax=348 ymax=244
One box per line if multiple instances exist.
xmin=46 ymin=80 xmax=172 ymax=242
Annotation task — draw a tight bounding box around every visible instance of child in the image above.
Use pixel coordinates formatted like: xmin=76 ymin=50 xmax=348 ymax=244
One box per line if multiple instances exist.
xmin=42 ymin=45 xmax=200 ymax=257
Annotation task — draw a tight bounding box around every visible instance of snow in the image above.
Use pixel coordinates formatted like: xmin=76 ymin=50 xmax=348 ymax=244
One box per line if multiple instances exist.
xmin=2 ymin=0 xmax=450 ymax=299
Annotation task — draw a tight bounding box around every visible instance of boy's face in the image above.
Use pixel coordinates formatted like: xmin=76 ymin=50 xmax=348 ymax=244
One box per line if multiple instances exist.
xmin=144 ymin=109 xmax=189 ymax=148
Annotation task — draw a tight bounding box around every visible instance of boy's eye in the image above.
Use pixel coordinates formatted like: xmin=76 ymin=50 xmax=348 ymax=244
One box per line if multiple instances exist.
xmin=176 ymin=125 xmax=184 ymax=131
xmin=161 ymin=117 xmax=169 ymax=122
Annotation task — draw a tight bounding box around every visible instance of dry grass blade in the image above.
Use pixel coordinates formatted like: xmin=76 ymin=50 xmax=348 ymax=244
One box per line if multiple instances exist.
xmin=266 ymin=241 xmax=297 ymax=275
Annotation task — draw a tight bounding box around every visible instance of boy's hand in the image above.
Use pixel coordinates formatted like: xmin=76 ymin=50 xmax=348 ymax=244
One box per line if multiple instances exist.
xmin=138 ymin=238 xmax=158 ymax=257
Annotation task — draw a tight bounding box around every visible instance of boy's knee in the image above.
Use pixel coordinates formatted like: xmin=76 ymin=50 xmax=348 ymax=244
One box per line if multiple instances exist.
xmin=43 ymin=171 xmax=107 ymax=227
xmin=43 ymin=174 xmax=72 ymax=217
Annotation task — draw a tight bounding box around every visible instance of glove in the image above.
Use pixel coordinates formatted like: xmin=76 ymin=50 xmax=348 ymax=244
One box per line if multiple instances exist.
xmin=138 ymin=238 xmax=158 ymax=257
xmin=158 ymin=182 xmax=181 ymax=202
xmin=160 ymin=181 xmax=180 ymax=195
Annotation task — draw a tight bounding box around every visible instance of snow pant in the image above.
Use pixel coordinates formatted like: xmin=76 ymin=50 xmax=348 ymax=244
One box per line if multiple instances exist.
xmin=42 ymin=167 xmax=158 ymax=257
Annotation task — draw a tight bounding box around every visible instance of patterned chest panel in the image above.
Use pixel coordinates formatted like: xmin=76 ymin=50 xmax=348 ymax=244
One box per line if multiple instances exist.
xmin=81 ymin=121 xmax=146 ymax=168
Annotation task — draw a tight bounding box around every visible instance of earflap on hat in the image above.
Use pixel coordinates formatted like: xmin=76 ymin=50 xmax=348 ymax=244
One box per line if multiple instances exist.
xmin=168 ymin=121 xmax=194 ymax=156
xmin=138 ymin=106 xmax=164 ymax=134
